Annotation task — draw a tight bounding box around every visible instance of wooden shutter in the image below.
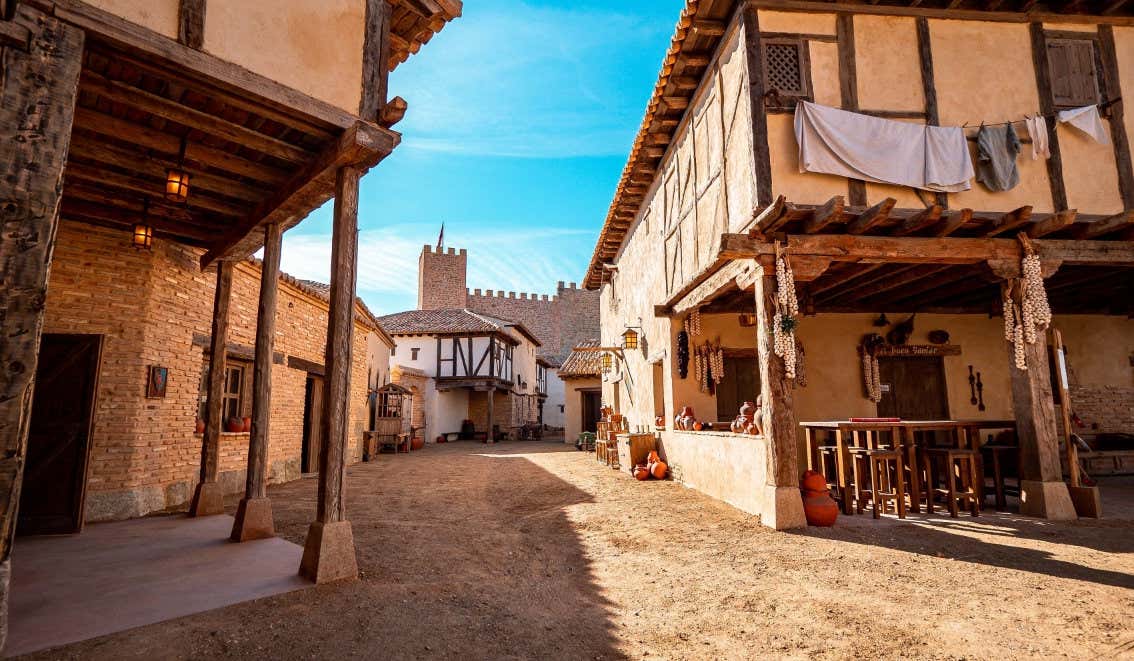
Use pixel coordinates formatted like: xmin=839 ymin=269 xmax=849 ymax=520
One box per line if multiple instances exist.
xmin=1047 ymin=39 xmax=1100 ymax=109
xmin=762 ymin=38 xmax=812 ymax=109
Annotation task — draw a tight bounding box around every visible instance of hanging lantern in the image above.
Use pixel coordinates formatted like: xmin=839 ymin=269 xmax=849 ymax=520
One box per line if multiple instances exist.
xmin=131 ymin=223 xmax=153 ymax=250
xmin=601 ymin=352 xmax=613 ymax=374
xmin=621 ymin=327 xmax=639 ymax=351
xmin=165 ymin=136 xmax=190 ymax=203
xmin=131 ymin=199 xmax=153 ymax=250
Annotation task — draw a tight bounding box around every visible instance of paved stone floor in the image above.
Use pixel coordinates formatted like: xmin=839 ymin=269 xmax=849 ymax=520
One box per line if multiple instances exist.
xmin=7 ymin=514 xmax=310 ymax=657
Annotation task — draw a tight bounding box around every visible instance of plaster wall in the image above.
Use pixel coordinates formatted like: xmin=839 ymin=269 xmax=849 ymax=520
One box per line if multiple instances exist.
xmin=543 ymin=368 xmax=566 ymax=430
xmin=563 ymin=378 xmax=600 ymax=443
xmin=657 ymin=430 xmax=770 ymax=518
xmin=203 ymin=0 xmax=365 ymax=114
xmin=84 ymin=0 xmax=179 ymax=38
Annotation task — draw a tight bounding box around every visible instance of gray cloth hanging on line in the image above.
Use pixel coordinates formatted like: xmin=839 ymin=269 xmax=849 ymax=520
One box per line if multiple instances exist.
xmin=975 ymin=123 xmax=1021 ymax=192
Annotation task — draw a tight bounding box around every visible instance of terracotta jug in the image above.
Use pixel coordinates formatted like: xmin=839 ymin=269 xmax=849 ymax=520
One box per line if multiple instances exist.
xmin=194 ymin=418 xmax=206 ymax=434
xmin=650 ymin=460 xmax=668 ymax=479
xmin=655 ymin=415 xmax=665 ymax=428
xmin=633 ymin=465 xmax=650 ymax=481
xmin=800 ymin=470 xmax=838 ymax=527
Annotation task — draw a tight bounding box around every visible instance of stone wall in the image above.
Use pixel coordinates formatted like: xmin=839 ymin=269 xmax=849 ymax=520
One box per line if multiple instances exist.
xmin=43 ymin=221 xmax=374 ymax=522
xmin=465 ymin=281 xmax=600 ymax=362
xmin=1069 ymin=385 xmax=1134 ymax=436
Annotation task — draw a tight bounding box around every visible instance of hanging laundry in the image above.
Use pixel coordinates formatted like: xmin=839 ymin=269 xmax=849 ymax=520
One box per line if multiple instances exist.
xmin=975 ymin=123 xmax=1021 ymax=192
xmin=1057 ymin=105 xmax=1110 ymax=145
xmin=795 ymin=101 xmax=973 ymax=192
xmin=1024 ymin=115 xmax=1050 ymax=160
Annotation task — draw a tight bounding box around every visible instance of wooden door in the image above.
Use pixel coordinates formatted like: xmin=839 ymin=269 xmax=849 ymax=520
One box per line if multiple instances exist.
xmin=302 ymin=375 xmax=324 ymax=474
xmin=18 ymin=334 xmax=102 ymax=536
xmin=581 ymin=391 xmax=601 ymax=433
xmin=877 ymin=356 xmax=950 ymax=420
xmin=716 ymin=357 xmax=760 ymax=422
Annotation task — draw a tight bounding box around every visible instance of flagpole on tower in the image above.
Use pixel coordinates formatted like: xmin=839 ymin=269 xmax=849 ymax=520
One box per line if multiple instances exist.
xmin=437 ymin=222 xmax=445 ymax=252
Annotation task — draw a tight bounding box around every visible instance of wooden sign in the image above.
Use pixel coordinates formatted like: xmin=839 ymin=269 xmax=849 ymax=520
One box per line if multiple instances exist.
xmin=874 ymin=344 xmax=961 ymax=358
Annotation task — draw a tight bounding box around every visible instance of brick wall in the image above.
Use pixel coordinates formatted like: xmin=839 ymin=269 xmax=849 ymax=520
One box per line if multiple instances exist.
xmin=43 ymin=222 xmax=374 ymax=522
xmin=417 ymin=245 xmax=467 ymax=310
xmin=1068 ymin=385 xmax=1134 ymax=435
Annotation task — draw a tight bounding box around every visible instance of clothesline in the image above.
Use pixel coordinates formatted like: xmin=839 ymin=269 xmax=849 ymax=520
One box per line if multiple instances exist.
xmin=960 ymin=96 xmax=1121 ymax=128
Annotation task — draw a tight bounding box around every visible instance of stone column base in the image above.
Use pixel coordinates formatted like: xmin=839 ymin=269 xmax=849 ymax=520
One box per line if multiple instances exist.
xmin=230 ymin=497 xmax=275 ymax=542
xmin=761 ymin=486 xmax=808 ymax=530
xmin=1019 ymin=480 xmax=1077 ymax=520
xmin=299 ymin=520 xmax=358 ymax=584
xmin=188 ymin=482 xmax=224 ymax=517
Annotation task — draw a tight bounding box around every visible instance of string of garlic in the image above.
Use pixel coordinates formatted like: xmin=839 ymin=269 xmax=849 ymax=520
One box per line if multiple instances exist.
xmin=772 ymin=247 xmax=799 ymax=379
xmin=1012 ymin=302 xmax=1027 ymax=370
xmin=1003 ymin=251 xmax=1053 ymax=371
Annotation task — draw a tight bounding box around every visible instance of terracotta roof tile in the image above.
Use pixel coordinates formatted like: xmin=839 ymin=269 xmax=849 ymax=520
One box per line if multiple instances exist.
xmin=558 ymin=339 xmax=602 ymax=378
xmin=377 ymin=308 xmax=542 ymax=346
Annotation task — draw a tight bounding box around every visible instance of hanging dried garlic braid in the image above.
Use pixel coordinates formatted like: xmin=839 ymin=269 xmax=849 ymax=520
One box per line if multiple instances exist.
xmin=1003 ymin=238 xmax=1053 ymax=371
xmin=772 ymin=243 xmax=800 ymax=379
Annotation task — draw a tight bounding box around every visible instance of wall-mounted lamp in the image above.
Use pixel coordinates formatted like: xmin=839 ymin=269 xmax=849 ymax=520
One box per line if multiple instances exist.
xmin=132 ymin=199 xmax=153 ymax=250
xmin=621 ymin=327 xmax=639 ymax=351
xmin=165 ymin=136 xmax=191 ymax=203
xmin=601 ymin=352 xmax=613 ymax=374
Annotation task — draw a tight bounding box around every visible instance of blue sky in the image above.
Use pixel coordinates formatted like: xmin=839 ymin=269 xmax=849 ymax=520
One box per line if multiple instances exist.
xmin=278 ymin=0 xmax=685 ymax=314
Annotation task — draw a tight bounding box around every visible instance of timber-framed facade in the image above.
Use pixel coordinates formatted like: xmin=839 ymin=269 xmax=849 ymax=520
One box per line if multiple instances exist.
xmin=0 ymin=0 xmax=460 ymax=649
xmin=586 ymin=0 xmax=1134 ymax=529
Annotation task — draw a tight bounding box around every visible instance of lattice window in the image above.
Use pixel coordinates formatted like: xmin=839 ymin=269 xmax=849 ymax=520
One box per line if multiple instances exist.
xmin=762 ymin=38 xmax=811 ymax=109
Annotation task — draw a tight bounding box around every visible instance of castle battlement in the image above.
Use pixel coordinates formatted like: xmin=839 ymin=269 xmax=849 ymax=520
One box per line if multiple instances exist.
xmin=468 ymin=288 xmax=557 ymax=303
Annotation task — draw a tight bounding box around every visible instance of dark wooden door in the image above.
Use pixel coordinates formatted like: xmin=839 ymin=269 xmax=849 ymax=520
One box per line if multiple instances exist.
xmin=877 ymin=356 xmax=949 ymax=420
xmin=302 ymin=375 xmax=324 ymax=473
xmin=18 ymin=334 xmax=102 ymax=536
xmin=581 ymin=391 xmax=601 ymax=433
xmin=717 ymin=357 xmax=760 ymax=422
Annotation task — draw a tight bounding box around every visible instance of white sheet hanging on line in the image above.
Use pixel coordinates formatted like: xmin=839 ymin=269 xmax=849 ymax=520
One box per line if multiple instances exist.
xmin=1057 ymin=105 xmax=1110 ymax=145
xmin=1024 ymin=115 xmax=1050 ymax=160
xmin=794 ymin=101 xmax=973 ymax=192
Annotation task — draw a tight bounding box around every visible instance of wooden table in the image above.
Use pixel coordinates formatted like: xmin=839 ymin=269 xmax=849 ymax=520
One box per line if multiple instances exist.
xmin=801 ymin=420 xmax=1016 ymax=515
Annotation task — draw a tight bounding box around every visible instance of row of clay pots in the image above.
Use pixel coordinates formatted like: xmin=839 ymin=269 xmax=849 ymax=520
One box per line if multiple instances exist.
xmin=634 ymin=451 xmax=669 ymax=481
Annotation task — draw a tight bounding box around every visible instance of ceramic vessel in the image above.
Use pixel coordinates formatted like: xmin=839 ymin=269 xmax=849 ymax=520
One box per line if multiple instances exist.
xmin=225 ymin=418 xmax=244 ymax=433
xmin=800 ymin=470 xmax=838 ymax=527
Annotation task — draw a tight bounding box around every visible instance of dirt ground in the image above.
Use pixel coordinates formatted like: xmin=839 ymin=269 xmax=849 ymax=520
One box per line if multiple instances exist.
xmin=29 ymin=443 xmax=1134 ymax=660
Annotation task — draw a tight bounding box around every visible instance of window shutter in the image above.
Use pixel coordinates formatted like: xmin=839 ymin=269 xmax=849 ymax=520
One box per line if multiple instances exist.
xmin=1047 ymin=39 xmax=1100 ymax=109
xmin=762 ymin=38 xmax=812 ymax=108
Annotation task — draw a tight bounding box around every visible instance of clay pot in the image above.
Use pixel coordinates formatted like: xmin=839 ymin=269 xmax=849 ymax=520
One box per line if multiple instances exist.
xmin=802 ymin=489 xmax=839 ymax=527
xmin=242 ymin=416 xmax=252 ymax=433
xmin=194 ymin=418 xmax=206 ymax=434
xmin=633 ymin=465 xmax=650 ymax=481
xmin=800 ymin=470 xmax=828 ymax=493
xmin=225 ymin=418 xmax=244 ymax=433
xmin=655 ymin=415 xmax=665 ymax=428
xmin=731 ymin=416 xmax=750 ymax=434
xmin=411 ymin=437 xmax=425 ymax=451
xmin=692 ymin=420 xmax=704 ymax=431
xmin=739 ymin=401 xmax=756 ymax=418
xmin=650 ymin=460 xmax=668 ymax=480
xmin=436 ymin=435 xmax=445 ymax=444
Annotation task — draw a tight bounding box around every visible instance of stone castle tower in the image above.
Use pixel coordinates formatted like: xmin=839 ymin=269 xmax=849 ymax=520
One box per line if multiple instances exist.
xmin=417 ymin=245 xmax=468 ymax=310
xmin=416 ymin=244 xmax=599 ymax=361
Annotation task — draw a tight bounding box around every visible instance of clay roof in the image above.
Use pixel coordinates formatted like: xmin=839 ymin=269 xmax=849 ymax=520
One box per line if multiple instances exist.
xmin=558 ymin=339 xmax=602 ymax=379
xmin=389 ymin=0 xmax=463 ymax=72
xmin=377 ymin=309 xmax=542 ymax=346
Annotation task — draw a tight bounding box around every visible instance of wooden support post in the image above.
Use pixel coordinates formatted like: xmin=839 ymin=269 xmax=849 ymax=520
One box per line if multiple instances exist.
xmin=486 ymin=388 xmax=495 ymax=443
xmin=177 ymin=0 xmax=206 ymax=50
xmin=0 ymin=6 xmax=83 ymax=649
xmin=1051 ymin=329 xmax=1102 ymax=517
xmin=1003 ymin=282 xmax=1076 ymax=520
xmin=231 ymin=223 xmax=281 ymax=542
xmin=360 ymin=0 xmax=391 ymax=122
xmin=740 ymin=6 xmax=774 ymax=207
xmin=300 ymin=167 xmax=360 ymax=583
xmin=752 ymin=258 xmax=806 ymax=530
xmin=836 ymin=14 xmax=868 ymax=207
xmin=190 ymin=260 xmax=233 ymax=517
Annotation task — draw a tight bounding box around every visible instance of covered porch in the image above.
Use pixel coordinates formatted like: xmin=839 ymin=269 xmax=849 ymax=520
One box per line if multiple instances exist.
xmin=653 ymin=196 xmax=1134 ymax=527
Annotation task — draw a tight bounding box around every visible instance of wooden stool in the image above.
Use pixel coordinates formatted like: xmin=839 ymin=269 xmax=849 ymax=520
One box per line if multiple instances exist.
xmin=850 ymin=448 xmax=906 ymax=519
xmin=981 ymin=445 xmax=1020 ymax=510
xmin=815 ymin=444 xmax=842 ymax=505
xmin=924 ymin=448 xmax=980 ymax=517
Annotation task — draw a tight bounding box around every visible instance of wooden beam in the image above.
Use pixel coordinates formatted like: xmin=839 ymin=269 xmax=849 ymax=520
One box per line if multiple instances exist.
xmin=72 ymin=107 xmax=290 ymax=185
xmin=846 ymin=197 xmax=896 ymax=235
xmin=1074 ymin=210 xmax=1134 ymax=239
xmin=79 ymin=70 xmax=313 ymax=164
xmin=63 ymin=160 xmax=249 ymax=217
xmin=984 ymin=205 xmax=1034 ymax=237
xmin=59 ymin=199 xmax=217 ymax=242
xmin=360 ymin=0 xmax=392 ymax=122
xmin=892 ymin=204 xmax=943 ymax=236
xmin=742 ymin=7 xmax=774 ymax=207
xmin=1099 ymin=26 xmax=1134 ymax=209
xmin=933 ymin=208 xmax=973 ymax=236
xmin=671 ymin=260 xmax=753 ymax=315
xmin=231 ymin=223 xmax=281 ymax=542
xmin=201 ymin=121 xmax=396 ymax=267
xmin=1027 ymin=209 xmax=1078 ymax=237
xmin=751 ymin=195 xmax=789 ymax=236
xmin=746 ymin=0 xmax=1134 ymax=26
xmin=177 ymin=0 xmax=205 ymax=49
xmin=300 ymin=166 xmax=361 ymax=583
xmin=1029 ymin=23 xmax=1069 ymax=213
xmin=189 ymin=260 xmax=233 ymax=517
xmin=0 ymin=11 xmax=83 ymax=637
xmin=718 ymin=232 xmax=1134 ymax=266
xmin=917 ymin=16 xmax=948 ymax=208
xmin=837 ymin=14 xmax=867 ymax=207
xmin=802 ymin=196 xmax=846 ymax=234
xmin=692 ymin=20 xmax=727 ymax=36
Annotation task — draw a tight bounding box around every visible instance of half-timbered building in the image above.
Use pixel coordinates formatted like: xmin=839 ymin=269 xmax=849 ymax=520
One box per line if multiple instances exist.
xmin=586 ymin=0 xmax=1134 ymax=529
xmin=378 ymin=309 xmax=550 ymax=444
xmin=0 ymin=0 xmax=459 ymax=647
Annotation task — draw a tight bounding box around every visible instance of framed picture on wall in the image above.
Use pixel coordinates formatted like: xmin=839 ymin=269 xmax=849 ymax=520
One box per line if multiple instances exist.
xmin=147 ymin=365 xmax=169 ymax=399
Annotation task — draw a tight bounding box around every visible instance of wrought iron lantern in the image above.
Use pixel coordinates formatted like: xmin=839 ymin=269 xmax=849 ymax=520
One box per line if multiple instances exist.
xmin=131 ymin=199 xmax=153 ymax=250
xmin=621 ymin=327 xmax=639 ymax=351
xmin=165 ymin=136 xmax=190 ymax=203
xmin=601 ymin=352 xmax=613 ymax=374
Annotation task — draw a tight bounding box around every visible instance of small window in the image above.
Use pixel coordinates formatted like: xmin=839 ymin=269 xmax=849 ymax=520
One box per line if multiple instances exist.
xmin=222 ymin=365 xmax=244 ymax=422
xmin=411 ymin=347 xmax=420 ymax=361
xmin=762 ymin=38 xmax=812 ymax=109
xmin=1047 ymin=38 xmax=1100 ymax=109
